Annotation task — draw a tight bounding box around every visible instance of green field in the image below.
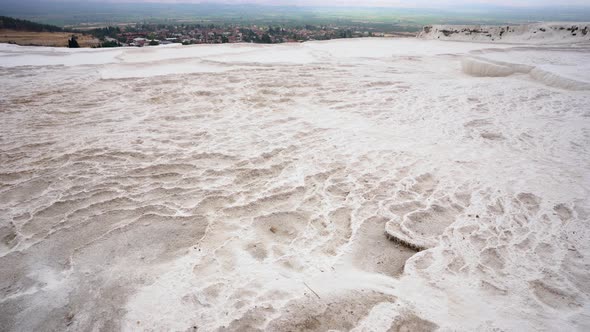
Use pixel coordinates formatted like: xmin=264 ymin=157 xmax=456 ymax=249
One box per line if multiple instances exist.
xmin=2 ymin=2 xmax=590 ymax=30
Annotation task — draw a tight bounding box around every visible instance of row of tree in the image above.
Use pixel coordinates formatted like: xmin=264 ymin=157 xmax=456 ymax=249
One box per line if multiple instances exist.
xmin=0 ymin=16 xmax=65 ymax=32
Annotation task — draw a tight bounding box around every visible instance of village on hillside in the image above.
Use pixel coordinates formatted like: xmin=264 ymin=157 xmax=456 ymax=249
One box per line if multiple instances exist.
xmin=90 ymin=23 xmax=412 ymax=47
xmin=0 ymin=15 xmax=415 ymax=47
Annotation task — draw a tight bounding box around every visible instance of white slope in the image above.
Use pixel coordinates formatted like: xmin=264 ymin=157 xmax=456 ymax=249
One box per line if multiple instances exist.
xmin=419 ymin=22 xmax=590 ymax=44
xmin=461 ymin=48 xmax=590 ymax=90
xmin=419 ymin=23 xmax=590 ymax=91
xmin=0 ymin=35 xmax=589 ymax=332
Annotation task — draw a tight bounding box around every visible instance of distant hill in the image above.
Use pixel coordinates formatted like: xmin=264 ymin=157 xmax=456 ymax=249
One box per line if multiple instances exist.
xmin=0 ymin=16 xmax=64 ymax=32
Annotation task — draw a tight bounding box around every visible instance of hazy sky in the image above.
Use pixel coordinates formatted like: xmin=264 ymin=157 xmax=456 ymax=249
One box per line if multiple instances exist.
xmin=80 ymin=0 xmax=590 ymax=7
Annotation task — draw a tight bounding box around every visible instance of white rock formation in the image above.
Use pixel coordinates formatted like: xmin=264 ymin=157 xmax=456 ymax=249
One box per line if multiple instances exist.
xmin=419 ymin=22 xmax=590 ymax=44
xmin=1 ymin=32 xmax=589 ymax=331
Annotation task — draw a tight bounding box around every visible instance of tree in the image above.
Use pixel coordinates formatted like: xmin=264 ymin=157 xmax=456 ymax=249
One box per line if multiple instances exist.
xmin=100 ymin=40 xmax=119 ymax=48
xmin=260 ymin=34 xmax=272 ymax=44
xmin=68 ymin=35 xmax=80 ymax=48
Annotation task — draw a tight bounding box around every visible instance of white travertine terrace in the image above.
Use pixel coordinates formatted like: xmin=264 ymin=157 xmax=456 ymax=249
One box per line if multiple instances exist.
xmin=1 ymin=29 xmax=589 ymax=331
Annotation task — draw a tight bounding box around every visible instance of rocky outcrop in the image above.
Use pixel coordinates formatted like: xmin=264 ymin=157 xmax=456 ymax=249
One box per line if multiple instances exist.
xmin=418 ymin=23 xmax=590 ymax=44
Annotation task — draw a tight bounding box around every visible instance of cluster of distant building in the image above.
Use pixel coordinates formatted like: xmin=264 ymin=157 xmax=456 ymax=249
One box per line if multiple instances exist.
xmin=103 ymin=25 xmax=389 ymax=47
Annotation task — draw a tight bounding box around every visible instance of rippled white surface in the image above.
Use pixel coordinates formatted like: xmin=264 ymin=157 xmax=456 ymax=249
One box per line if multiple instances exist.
xmin=1 ymin=38 xmax=589 ymax=331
